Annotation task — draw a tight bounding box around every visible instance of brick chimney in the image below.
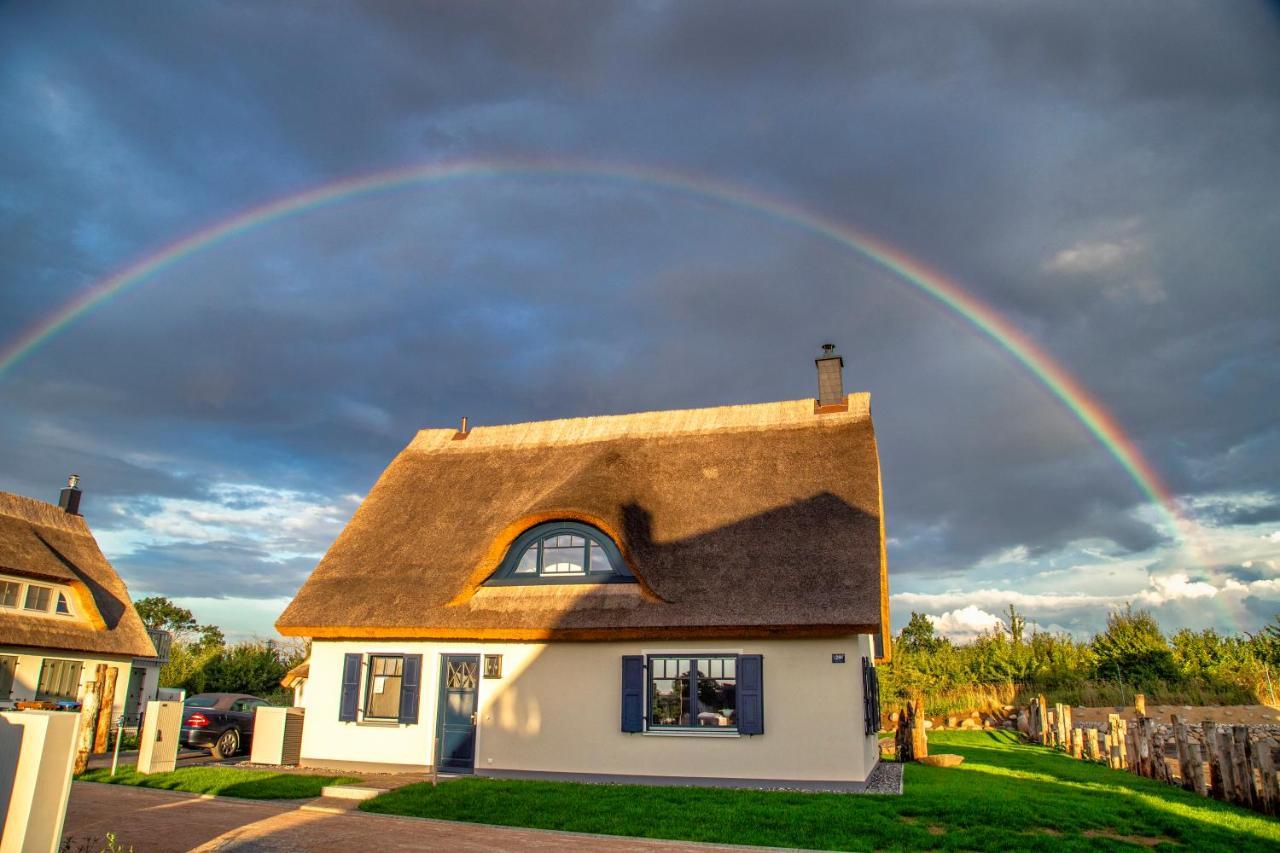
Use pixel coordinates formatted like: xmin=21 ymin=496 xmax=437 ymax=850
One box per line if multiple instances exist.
xmin=814 ymin=344 xmax=847 ymax=413
xmin=58 ymin=474 xmax=82 ymax=515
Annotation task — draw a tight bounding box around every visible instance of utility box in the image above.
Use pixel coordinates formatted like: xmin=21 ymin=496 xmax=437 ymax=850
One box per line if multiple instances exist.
xmin=136 ymin=700 xmax=182 ymax=774
xmin=250 ymin=707 xmax=304 ymax=766
xmin=0 ymin=710 xmax=79 ymax=853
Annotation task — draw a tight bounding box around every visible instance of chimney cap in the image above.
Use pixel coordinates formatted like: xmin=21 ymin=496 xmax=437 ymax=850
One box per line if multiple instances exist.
xmin=67 ymin=474 xmax=80 ymax=490
xmin=815 ymin=342 xmax=843 ymax=366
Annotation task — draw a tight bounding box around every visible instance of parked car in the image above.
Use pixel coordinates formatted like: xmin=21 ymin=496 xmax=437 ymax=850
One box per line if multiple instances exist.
xmin=180 ymin=693 xmax=272 ymax=758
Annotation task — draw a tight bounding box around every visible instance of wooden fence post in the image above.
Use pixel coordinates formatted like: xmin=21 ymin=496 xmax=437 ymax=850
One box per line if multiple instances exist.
xmin=1037 ymin=695 xmax=1049 ymax=746
xmin=1188 ymin=742 xmax=1208 ymax=797
xmin=1134 ymin=693 xmax=1146 ymax=717
xmin=1232 ymin=725 xmax=1257 ymax=809
xmin=1255 ymin=738 xmax=1278 ymax=816
xmin=912 ymin=697 xmax=928 ymax=760
xmin=1172 ymin=716 xmax=1190 ymax=790
xmin=94 ymin=665 xmax=119 ymax=754
xmin=1204 ymin=721 xmax=1224 ymax=799
xmin=74 ymin=678 xmax=101 ymax=775
xmin=1087 ymin=727 xmax=1100 ymax=763
xmin=1218 ymin=728 xmax=1239 ymax=804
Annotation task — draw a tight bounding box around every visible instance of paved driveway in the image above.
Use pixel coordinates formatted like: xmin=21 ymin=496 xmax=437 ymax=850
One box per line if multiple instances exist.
xmin=63 ymin=782 xmax=805 ymax=852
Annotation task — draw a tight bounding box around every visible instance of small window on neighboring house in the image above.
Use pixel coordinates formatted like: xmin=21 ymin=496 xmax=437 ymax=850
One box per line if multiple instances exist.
xmin=364 ymin=655 xmax=404 ymax=720
xmin=24 ymin=585 xmax=52 ymax=612
xmin=0 ymin=580 xmax=19 ymax=608
xmin=55 ymin=593 xmax=72 ymax=615
xmin=36 ymin=658 xmax=82 ymax=702
xmin=0 ymin=655 xmax=17 ymax=699
xmin=488 ymin=521 xmax=634 ymax=585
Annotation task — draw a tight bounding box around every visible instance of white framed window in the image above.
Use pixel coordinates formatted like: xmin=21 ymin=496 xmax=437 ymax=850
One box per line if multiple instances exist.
xmin=24 ymin=585 xmax=52 ymax=612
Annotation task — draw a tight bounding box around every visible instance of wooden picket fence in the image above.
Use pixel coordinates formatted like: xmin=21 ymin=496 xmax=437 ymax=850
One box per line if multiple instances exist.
xmin=1024 ymin=693 xmax=1280 ymax=816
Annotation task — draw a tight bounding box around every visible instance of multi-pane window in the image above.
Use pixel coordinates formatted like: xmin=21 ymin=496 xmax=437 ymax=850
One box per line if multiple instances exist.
xmin=36 ymin=658 xmax=82 ymax=702
xmin=0 ymin=655 xmax=16 ymax=699
xmin=491 ymin=521 xmax=632 ymax=584
xmin=24 ymin=585 xmax=52 ymax=612
xmin=0 ymin=580 xmax=19 ymax=608
xmin=55 ymin=593 xmax=72 ymax=615
xmin=364 ymin=655 xmax=404 ymax=720
xmin=648 ymin=656 xmax=737 ymax=729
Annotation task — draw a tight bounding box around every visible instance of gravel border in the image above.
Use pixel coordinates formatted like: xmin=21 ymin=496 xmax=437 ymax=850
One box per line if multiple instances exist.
xmin=862 ymin=761 xmax=903 ymax=795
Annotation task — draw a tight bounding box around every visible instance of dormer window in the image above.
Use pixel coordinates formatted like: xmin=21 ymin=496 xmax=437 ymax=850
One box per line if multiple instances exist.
xmin=24 ymin=584 xmax=52 ymax=612
xmin=487 ymin=521 xmax=634 ymax=585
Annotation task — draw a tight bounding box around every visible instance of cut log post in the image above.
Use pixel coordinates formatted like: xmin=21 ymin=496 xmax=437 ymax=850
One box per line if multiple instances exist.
xmin=1172 ymin=715 xmax=1193 ymax=791
xmin=1134 ymin=693 xmax=1146 ymax=717
xmin=1071 ymin=727 xmax=1084 ymax=760
xmin=1255 ymin=738 xmax=1279 ymax=816
xmin=1037 ymin=695 xmax=1049 ymax=745
xmin=1188 ymin=742 xmax=1208 ymax=798
xmin=1087 ymin=727 xmax=1100 ymax=763
xmin=74 ymin=679 xmax=101 ymax=775
xmin=1054 ymin=703 xmax=1066 ymax=749
xmin=1204 ymin=721 xmax=1224 ymax=799
xmin=912 ymin=697 xmax=928 ymax=760
xmin=1232 ymin=725 xmax=1257 ymax=810
xmin=1218 ymin=728 xmax=1239 ymax=804
xmin=1116 ymin=716 xmax=1130 ymax=770
xmin=94 ymin=665 xmax=118 ymax=754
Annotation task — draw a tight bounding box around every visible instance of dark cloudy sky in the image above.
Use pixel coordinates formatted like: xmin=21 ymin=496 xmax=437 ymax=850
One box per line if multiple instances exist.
xmin=2 ymin=1 xmax=1278 ymax=641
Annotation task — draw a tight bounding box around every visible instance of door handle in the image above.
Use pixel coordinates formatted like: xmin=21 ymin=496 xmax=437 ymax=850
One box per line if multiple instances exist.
xmin=471 ymin=712 xmax=477 ymax=726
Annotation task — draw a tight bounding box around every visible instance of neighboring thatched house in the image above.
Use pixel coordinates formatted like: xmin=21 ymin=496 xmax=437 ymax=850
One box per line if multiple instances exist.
xmin=0 ymin=479 xmax=156 ymax=721
xmin=277 ymin=348 xmax=889 ymax=787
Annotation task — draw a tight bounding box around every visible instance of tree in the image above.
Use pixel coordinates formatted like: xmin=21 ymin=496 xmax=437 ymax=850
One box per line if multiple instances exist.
xmin=897 ymin=612 xmax=946 ymax=655
xmin=134 ymin=596 xmax=197 ymax=635
xmin=1004 ymin=605 xmax=1026 ymax=645
xmin=133 ymin=595 xmax=224 ymax=649
xmin=1092 ymin=604 xmax=1177 ymax=686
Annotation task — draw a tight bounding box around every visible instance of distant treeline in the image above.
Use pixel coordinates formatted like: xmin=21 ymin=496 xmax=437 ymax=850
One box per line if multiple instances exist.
xmin=136 ymin=596 xmax=307 ymax=705
xmin=881 ymin=605 xmax=1280 ymax=716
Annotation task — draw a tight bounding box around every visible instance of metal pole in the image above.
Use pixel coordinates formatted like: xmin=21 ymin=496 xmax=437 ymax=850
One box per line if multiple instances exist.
xmin=111 ymin=715 xmax=124 ymax=776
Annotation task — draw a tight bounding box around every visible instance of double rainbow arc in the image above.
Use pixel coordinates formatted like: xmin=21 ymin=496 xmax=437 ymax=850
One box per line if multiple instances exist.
xmin=0 ymin=158 xmax=1199 ymax=562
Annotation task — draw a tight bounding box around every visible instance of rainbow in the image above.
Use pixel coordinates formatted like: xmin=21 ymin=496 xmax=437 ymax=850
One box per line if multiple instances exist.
xmin=0 ymin=157 xmax=1201 ymax=561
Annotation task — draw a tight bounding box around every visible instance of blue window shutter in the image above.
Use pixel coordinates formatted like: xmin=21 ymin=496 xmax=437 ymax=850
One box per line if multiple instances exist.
xmin=339 ymin=653 xmax=361 ymax=722
xmin=621 ymin=655 xmax=645 ymax=732
xmin=398 ymin=654 xmax=423 ymax=724
xmin=737 ymin=654 xmax=764 ymax=735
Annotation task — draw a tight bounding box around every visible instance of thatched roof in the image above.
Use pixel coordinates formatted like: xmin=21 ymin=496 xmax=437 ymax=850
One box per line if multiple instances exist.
xmin=281 ymin=660 xmax=310 ymax=688
xmin=277 ymin=393 xmax=888 ymax=642
xmin=0 ymin=492 xmax=156 ymax=658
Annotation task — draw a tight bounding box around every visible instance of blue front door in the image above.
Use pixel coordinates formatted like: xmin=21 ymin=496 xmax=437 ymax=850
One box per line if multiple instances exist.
xmin=435 ymin=655 xmax=480 ymax=773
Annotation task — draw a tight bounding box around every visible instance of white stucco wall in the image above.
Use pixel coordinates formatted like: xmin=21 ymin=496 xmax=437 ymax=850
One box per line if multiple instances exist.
xmin=299 ymin=635 xmax=880 ymax=782
xmin=0 ymin=645 xmax=133 ymax=721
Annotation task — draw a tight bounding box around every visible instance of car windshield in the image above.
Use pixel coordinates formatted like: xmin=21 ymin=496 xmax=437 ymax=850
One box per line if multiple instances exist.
xmin=184 ymin=695 xmax=220 ymax=708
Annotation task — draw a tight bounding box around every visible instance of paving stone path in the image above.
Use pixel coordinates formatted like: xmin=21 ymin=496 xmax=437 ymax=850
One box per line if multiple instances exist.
xmin=63 ymin=782 xmax=811 ymax=853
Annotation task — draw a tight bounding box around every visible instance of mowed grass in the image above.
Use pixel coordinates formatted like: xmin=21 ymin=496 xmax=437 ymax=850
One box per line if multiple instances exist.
xmin=77 ymin=765 xmax=359 ymax=799
xmin=361 ymin=731 xmax=1280 ymax=851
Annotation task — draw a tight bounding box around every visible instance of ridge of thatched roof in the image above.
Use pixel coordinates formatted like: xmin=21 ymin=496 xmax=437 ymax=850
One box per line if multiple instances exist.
xmin=277 ymin=393 xmax=888 ymax=641
xmin=0 ymin=492 xmax=156 ymax=658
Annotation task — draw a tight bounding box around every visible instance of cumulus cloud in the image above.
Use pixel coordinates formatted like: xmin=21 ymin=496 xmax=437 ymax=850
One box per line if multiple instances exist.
xmin=933 ymin=605 xmax=1007 ymax=642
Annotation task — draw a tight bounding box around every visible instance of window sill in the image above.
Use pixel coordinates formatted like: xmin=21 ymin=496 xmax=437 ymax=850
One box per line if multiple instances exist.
xmin=643 ymin=729 xmax=740 ymax=738
xmin=352 ymin=719 xmax=403 ymax=728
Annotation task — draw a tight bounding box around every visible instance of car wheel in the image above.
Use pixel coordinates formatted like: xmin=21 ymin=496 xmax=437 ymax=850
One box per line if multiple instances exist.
xmin=211 ymin=727 xmax=240 ymax=759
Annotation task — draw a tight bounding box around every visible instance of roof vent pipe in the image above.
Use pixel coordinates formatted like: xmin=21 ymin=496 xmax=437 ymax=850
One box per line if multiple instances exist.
xmin=59 ymin=474 xmax=82 ymax=515
xmin=815 ymin=343 xmax=845 ymax=409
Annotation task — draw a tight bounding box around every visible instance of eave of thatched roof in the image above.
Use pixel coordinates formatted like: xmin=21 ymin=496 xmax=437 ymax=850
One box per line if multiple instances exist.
xmin=277 ymin=393 xmax=889 ymax=642
xmin=0 ymin=492 xmax=156 ymax=658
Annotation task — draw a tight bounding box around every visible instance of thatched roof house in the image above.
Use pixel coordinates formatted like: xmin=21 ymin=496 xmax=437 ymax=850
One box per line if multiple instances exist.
xmin=0 ymin=490 xmax=153 ymax=658
xmin=277 ymin=393 xmax=887 ymax=644
xmin=280 ymin=349 xmax=890 ymax=785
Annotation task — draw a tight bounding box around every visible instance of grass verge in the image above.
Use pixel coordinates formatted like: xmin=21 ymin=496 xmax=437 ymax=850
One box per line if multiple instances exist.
xmin=76 ymin=765 xmax=359 ymax=799
xmin=360 ymin=731 xmax=1280 ymax=851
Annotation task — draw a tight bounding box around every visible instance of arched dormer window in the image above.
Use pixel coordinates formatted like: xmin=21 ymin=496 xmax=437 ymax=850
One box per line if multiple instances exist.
xmin=486 ymin=521 xmax=635 ymax=586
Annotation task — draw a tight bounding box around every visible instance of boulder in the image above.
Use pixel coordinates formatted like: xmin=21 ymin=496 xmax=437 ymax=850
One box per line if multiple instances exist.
xmin=918 ymin=754 xmax=964 ymax=768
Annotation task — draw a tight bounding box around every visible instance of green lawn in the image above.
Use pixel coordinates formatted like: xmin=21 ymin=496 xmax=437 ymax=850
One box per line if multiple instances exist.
xmin=77 ymin=765 xmax=359 ymax=799
xmin=360 ymin=731 xmax=1280 ymax=851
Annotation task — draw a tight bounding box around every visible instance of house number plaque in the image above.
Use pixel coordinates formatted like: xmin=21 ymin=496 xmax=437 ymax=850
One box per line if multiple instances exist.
xmin=831 ymin=653 xmax=846 ymax=664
